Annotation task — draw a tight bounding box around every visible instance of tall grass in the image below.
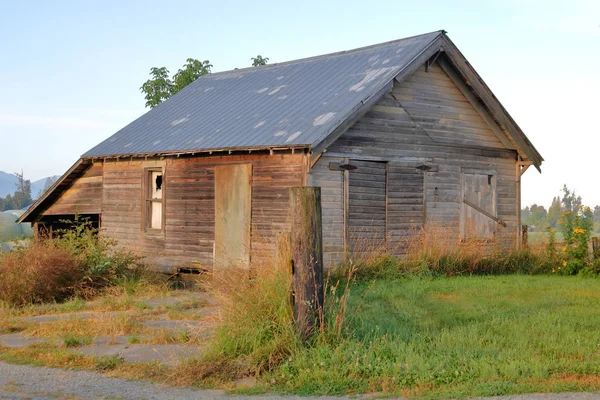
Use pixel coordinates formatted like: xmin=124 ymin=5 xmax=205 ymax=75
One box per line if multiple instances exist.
xmin=0 ymin=217 xmax=145 ymax=307
xmin=334 ymin=225 xmax=556 ymax=280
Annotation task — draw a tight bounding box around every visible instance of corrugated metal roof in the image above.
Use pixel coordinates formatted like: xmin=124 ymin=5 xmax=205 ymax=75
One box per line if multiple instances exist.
xmin=83 ymin=31 xmax=443 ymax=157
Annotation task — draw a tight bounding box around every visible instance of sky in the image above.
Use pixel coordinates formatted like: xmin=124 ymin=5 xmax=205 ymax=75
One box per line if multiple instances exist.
xmin=0 ymin=0 xmax=598 ymax=208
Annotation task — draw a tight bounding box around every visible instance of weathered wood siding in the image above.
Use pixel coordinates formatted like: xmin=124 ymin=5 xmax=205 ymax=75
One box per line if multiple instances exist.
xmin=386 ymin=164 xmax=425 ymax=255
xmin=45 ymin=162 xmax=103 ymax=215
xmin=348 ymin=160 xmax=387 ymax=253
xmin=99 ymin=153 xmax=304 ymax=271
xmin=307 ymin=156 xmax=345 ymax=266
xmin=318 ymin=60 xmax=519 ymax=261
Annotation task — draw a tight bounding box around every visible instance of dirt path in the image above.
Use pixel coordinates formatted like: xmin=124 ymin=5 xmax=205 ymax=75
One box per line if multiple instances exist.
xmin=1 ymin=362 xmax=600 ymax=400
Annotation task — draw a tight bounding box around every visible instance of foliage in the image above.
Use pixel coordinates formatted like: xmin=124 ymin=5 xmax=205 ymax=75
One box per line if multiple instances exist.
xmin=140 ymin=59 xmax=213 ymax=108
xmin=251 ymin=55 xmax=269 ymax=66
xmin=0 ymin=242 xmax=83 ymax=306
xmin=0 ymin=171 xmax=33 ymax=211
xmin=521 ymin=204 xmax=547 ymax=230
xmin=199 ymin=265 xmax=299 ymax=381
xmin=0 ymin=217 xmax=144 ymax=306
xmin=54 ymin=216 xmax=143 ymax=292
xmin=546 ymin=196 xmax=562 ymax=228
xmin=555 ymin=206 xmax=594 ymax=275
xmin=141 ymin=55 xmax=270 ymax=107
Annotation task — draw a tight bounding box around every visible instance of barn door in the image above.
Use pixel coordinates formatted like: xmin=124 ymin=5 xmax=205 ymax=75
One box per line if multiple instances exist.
xmin=347 ymin=160 xmax=387 ymax=254
xmin=214 ymin=164 xmax=252 ymax=271
xmin=386 ymin=164 xmax=425 ymax=255
xmin=461 ymin=173 xmax=496 ymax=239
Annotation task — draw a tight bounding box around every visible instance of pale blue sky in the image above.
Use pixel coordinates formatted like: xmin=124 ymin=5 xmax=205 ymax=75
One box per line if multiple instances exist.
xmin=0 ymin=0 xmax=598 ymax=206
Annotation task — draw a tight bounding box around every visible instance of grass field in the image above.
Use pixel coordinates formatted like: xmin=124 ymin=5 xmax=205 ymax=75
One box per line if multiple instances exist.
xmin=267 ymin=275 xmax=600 ymax=398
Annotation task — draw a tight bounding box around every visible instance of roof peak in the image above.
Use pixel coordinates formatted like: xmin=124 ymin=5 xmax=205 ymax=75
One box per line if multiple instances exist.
xmin=204 ymin=30 xmax=446 ymax=78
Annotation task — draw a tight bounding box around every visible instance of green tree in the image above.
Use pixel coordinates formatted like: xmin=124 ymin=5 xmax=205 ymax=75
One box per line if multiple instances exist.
xmin=251 ymin=55 xmax=269 ymax=66
xmin=0 ymin=194 xmax=15 ymax=211
xmin=529 ymin=204 xmax=548 ymax=230
xmin=37 ymin=176 xmax=57 ymax=198
xmin=560 ymin=185 xmax=582 ymax=214
xmin=140 ymin=58 xmax=213 ymax=108
xmin=547 ymin=196 xmax=562 ymax=228
xmin=12 ymin=171 xmax=32 ymax=210
xmin=593 ymin=205 xmax=600 ymax=222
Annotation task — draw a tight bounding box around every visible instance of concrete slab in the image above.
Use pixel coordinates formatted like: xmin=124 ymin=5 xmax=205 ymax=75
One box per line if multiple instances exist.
xmin=142 ymin=319 xmax=207 ymax=331
xmin=77 ymin=344 xmax=203 ymax=366
xmin=0 ymin=333 xmax=47 ymax=348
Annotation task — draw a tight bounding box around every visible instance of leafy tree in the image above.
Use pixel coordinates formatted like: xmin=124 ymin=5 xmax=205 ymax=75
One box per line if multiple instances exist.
xmin=547 ymin=196 xmax=562 ymax=228
xmin=12 ymin=171 xmax=32 ymax=210
xmin=529 ymin=204 xmax=548 ymax=230
xmin=37 ymin=176 xmax=58 ymax=198
xmin=251 ymin=55 xmax=269 ymax=66
xmin=140 ymin=58 xmax=213 ymax=108
xmin=521 ymin=206 xmax=531 ymax=224
xmin=560 ymin=185 xmax=582 ymax=214
xmin=141 ymin=55 xmax=270 ymax=107
xmin=593 ymin=205 xmax=600 ymax=222
xmin=0 ymin=194 xmax=15 ymax=211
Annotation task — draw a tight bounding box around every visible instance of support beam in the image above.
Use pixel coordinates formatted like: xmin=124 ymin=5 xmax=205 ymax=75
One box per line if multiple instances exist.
xmin=289 ymin=187 xmax=324 ymax=342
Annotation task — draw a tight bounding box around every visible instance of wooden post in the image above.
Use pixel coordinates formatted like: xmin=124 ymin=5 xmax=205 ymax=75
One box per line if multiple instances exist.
xmin=592 ymin=237 xmax=600 ymax=260
xmin=521 ymin=225 xmax=528 ymax=249
xmin=289 ymin=187 xmax=324 ymax=342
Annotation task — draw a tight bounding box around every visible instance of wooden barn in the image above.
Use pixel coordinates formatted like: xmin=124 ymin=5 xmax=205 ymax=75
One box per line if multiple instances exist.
xmin=19 ymin=31 xmax=542 ymax=272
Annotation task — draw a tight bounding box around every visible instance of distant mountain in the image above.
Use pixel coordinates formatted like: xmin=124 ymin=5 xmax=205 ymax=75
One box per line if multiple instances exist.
xmin=0 ymin=171 xmax=61 ymax=199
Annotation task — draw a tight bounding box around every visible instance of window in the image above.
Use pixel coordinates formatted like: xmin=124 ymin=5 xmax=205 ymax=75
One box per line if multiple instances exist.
xmin=145 ymin=168 xmax=164 ymax=231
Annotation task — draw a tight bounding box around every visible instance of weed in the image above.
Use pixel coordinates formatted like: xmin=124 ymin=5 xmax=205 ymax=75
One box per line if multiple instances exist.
xmin=62 ymin=334 xmax=92 ymax=347
xmin=94 ymin=355 xmax=125 ymax=371
xmin=127 ymin=335 xmax=140 ymax=344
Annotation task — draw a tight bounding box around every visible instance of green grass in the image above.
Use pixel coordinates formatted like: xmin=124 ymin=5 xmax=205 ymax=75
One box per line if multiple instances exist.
xmin=269 ymin=275 xmax=600 ymax=397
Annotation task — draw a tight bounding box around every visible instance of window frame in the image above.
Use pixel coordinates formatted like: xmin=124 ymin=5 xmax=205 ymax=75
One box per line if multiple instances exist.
xmin=143 ymin=166 xmax=166 ymax=233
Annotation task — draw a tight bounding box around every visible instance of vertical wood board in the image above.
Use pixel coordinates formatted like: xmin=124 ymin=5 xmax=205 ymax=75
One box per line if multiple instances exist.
xmin=214 ymin=163 xmax=252 ymax=270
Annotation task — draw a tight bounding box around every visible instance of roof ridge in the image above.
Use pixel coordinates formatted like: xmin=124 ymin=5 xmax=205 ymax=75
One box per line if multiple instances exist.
xmin=203 ymin=30 xmax=446 ymax=78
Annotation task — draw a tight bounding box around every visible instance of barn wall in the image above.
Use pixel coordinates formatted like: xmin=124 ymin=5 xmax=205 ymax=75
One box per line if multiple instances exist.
xmin=44 ymin=162 xmax=104 ymax=215
xmin=307 ymin=156 xmax=345 ymax=266
xmin=317 ymin=61 xmax=519 ymax=262
xmin=98 ymin=153 xmax=305 ymax=272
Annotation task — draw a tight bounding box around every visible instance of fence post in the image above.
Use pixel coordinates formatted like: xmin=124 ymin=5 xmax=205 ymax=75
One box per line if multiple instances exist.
xmin=592 ymin=237 xmax=600 ymax=260
xmin=521 ymin=225 xmax=528 ymax=248
xmin=289 ymin=186 xmax=324 ymax=342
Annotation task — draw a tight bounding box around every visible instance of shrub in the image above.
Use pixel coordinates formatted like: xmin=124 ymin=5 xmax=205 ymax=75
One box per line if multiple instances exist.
xmin=0 ymin=216 xmax=145 ymax=306
xmin=0 ymin=242 xmax=83 ymax=306
xmin=555 ymin=206 xmax=594 ymax=275
xmin=54 ymin=217 xmax=144 ymax=294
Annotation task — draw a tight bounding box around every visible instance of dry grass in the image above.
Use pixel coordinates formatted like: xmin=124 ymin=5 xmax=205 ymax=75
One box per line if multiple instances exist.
xmin=24 ymin=314 xmax=143 ymax=340
xmin=335 ymin=224 xmax=555 ymax=280
xmin=0 ymin=242 xmax=83 ymax=306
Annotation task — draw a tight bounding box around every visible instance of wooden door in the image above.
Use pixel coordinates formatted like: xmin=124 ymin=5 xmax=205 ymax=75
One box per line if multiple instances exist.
xmin=386 ymin=164 xmax=424 ymax=255
xmin=461 ymin=173 xmax=496 ymax=239
xmin=214 ymin=164 xmax=252 ymax=271
xmin=347 ymin=160 xmax=387 ymax=254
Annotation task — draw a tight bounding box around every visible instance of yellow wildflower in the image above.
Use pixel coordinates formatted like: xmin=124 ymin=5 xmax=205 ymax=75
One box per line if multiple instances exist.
xmin=551 ymin=229 xmax=557 ymax=233
xmin=552 ymin=268 xmax=555 ymax=273
xmin=564 ymin=211 xmax=572 ymax=215
xmin=562 ymin=246 xmax=567 ymax=252
xmin=563 ymin=261 xmax=567 ymax=267
xmin=573 ymin=227 xmax=585 ymax=234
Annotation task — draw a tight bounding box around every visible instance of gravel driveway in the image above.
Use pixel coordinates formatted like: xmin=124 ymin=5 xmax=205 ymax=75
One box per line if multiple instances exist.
xmin=1 ymin=362 xmax=599 ymax=400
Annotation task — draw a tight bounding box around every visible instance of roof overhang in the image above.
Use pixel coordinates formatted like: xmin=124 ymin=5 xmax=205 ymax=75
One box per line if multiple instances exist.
xmin=18 ymin=159 xmax=92 ymax=223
